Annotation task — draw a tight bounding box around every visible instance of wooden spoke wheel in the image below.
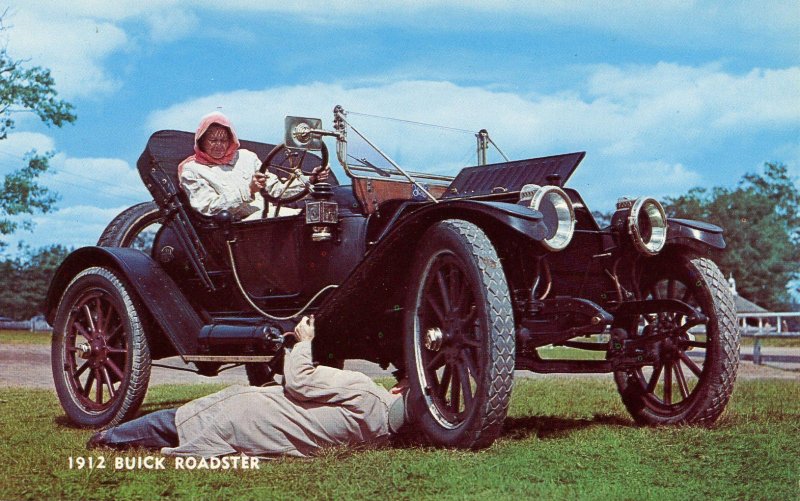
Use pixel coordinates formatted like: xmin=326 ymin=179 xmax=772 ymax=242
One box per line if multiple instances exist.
xmin=615 ymin=255 xmax=738 ymax=426
xmin=52 ymin=267 xmax=151 ymax=428
xmin=404 ymin=220 xmax=514 ymax=448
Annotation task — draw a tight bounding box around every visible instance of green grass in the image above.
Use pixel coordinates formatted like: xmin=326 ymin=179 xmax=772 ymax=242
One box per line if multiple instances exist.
xmin=0 ymin=329 xmax=51 ymax=345
xmin=1 ymin=379 xmax=798 ymax=500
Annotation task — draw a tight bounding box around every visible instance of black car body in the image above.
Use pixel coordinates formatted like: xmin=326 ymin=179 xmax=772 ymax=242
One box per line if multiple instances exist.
xmin=46 ymin=107 xmax=739 ymax=448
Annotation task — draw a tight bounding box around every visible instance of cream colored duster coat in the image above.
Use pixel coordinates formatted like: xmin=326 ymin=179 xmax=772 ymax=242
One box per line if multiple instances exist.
xmin=161 ymin=341 xmax=395 ymax=458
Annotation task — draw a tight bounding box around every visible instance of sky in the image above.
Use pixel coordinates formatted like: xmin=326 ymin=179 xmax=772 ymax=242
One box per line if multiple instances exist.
xmin=0 ymin=1 xmax=798 ymax=253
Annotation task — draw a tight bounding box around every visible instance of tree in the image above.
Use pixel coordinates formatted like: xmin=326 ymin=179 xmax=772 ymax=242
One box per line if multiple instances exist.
xmin=0 ymin=244 xmax=71 ymax=319
xmin=664 ymin=162 xmax=800 ymax=310
xmin=0 ymin=13 xmax=76 ymax=249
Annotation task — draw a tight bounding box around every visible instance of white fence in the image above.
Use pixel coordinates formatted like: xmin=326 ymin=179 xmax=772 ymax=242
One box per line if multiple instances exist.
xmin=0 ymin=318 xmax=52 ymax=332
xmin=737 ymin=312 xmax=800 ymax=365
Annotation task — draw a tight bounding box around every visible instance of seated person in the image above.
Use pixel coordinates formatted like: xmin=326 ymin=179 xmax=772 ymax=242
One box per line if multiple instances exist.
xmin=179 ymin=111 xmax=329 ymax=219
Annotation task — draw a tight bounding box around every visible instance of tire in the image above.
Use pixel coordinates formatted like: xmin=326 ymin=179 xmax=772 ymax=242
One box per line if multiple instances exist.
xmin=51 ymin=267 xmax=152 ymax=428
xmin=97 ymin=201 xmax=162 ymax=250
xmin=403 ymin=219 xmax=515 ymax=449
xmin=614 ymin=255 xmax=739 ymax=426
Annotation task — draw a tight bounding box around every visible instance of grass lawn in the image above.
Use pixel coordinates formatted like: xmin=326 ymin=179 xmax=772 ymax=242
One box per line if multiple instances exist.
xmin=0 ymin=378 xmax=797 ymax=500
xmin=0 ymin=330 xmax=51 ymax=345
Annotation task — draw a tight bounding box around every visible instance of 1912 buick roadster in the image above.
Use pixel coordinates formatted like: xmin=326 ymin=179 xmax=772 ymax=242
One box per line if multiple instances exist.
xmin=46 ymin=106 xmax=738 ymax=448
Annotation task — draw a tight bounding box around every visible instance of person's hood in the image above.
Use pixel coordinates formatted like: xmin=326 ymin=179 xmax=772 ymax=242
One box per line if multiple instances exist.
xmin=192 ymin=111 xmax=241 ymax=166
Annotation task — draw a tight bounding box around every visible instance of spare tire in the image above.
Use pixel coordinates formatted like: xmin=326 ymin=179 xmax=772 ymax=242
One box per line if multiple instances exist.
xmin=97 ymin=201 xmax=162 ymax=251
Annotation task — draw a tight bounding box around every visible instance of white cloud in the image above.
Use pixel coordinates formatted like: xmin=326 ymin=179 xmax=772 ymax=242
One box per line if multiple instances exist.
xmin=0 ymin=133 xmax=56 ymax=168
xmin=2 ymin=204 xmax=133 ymax=251
xmin=146 ymin=61 xmax=798 ymax=210
xmin=3 ymin=9 xmax=127 ymax=98
xmin=43 ymin=156 xmax=149 ymax=208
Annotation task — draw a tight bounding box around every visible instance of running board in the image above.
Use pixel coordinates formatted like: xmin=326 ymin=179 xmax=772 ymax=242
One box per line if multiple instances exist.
xmin=183 ymin=355 xmax=275 ymax=363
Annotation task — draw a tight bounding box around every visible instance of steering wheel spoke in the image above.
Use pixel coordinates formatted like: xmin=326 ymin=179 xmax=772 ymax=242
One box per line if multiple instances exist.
xmin=259 ymin=143 xmax=329 ymax=218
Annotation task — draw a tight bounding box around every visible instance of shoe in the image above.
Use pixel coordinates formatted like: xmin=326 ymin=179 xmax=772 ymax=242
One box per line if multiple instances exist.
xmin=86 ymin=430 xmax=107 ymax=450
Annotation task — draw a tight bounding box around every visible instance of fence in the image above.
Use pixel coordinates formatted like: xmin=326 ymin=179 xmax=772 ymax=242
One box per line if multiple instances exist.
xmin=0 ymin=318 xmax=52 ymax=332
xmin=737 ymin=312 xmax=800 ymax=365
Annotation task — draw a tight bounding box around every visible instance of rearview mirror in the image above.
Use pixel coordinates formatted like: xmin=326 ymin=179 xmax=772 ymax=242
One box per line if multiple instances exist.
xmin=284 ymin=116 xmax=324 ymax=151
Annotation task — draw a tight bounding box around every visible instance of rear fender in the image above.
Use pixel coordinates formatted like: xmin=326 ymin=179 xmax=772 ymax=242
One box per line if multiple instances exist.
xmin=46 ymin=246 xmax=202 ymax=357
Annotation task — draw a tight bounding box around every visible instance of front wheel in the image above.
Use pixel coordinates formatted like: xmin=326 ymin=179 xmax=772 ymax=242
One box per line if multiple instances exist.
xmin=404 ymin=220 xmax=515 ymax=449
xmin=614 ymin=255 xmax=739 ymax=426
xmin=51 ymin=267 xmax=151 ymax=428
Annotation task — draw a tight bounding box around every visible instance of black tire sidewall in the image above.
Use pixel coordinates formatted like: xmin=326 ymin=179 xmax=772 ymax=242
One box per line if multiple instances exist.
xmin=51 ymin=267 xmax=151 ymax=428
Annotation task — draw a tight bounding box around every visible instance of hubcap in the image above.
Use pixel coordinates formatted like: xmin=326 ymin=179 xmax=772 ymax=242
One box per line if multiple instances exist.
xmin=425 ymin=327 xmax=444 ymax=351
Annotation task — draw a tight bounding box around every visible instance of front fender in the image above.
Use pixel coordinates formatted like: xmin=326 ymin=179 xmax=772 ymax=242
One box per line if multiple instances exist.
xmin=666 ymin=218 xmax=726 ymax=252
xmin=312 ymin=200 xmax=543 ymax=360
xmin=46 ymin=246 xmax=202 ymax=356
xmin=374 ymin=199 xmax=548 ymax=244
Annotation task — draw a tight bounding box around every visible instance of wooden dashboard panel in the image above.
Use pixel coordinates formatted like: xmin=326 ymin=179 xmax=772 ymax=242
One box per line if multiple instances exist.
xmin=352 ymin=178 xmax=448 ymax=214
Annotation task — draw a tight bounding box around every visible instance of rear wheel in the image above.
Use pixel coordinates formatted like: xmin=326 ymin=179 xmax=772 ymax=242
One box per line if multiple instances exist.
xmin=51 ymin=267 xmax=151 ymax=428
xmin=404 ymin=220 xmax=514 ymax=448
xmin=614 ymin=255 xmax=738 ymax=425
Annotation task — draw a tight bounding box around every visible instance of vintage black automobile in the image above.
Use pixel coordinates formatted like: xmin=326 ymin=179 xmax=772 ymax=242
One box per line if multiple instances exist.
xmin=46 ymin=106 xmax=738 ymax=448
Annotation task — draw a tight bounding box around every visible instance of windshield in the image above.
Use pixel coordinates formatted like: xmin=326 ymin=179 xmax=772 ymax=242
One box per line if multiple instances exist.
xmin=333 ymin=107 xmax=510 ymax=188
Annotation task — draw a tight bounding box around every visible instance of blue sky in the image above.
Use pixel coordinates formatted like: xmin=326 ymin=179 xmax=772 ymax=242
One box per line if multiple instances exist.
xmin=0 ymin=1 xmax=798 ymax=252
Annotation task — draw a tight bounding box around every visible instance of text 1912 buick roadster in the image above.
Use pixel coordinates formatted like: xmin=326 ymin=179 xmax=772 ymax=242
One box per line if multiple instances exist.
xmin=46 ymin=106 xmax=738 ymax=448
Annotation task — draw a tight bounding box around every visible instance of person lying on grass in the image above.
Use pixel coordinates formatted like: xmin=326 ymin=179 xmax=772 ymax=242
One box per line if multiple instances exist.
xmin=88 ymin=315 xmax=409 ymax=458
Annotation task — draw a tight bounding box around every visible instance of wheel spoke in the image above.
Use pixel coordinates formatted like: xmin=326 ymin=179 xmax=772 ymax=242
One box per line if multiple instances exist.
xmin=685 ymin=340 xmax=707 ymax=349
xmin=74 ymin=322 xmax=93 ymax=340
xmin=667 ymin=279 xmax=677 ymax=299
xmin=436 ymin=269 xmax=451 ymax=312
xmin=646 ymin=363 xmax=663 ymax=393
xmin=425 ymin=295 xmax=446 ymax=325
xmin=101 ymin=367 xmax=116 ymax=399
xmin=458 ymin=363 xmax=473 ymax=408
xmin=82 ymin=304 xmax=96 ymax=333
xmin=663 ymin=361 xmax=673 ymax=405
xmin=105 ymin=358 xmax=125 ymax=381
xmin=438 ymin=363 xmax=452 ymax=400
xmin=73 ymin=360 xmax=90 ymax=379
xmin=464 ymin=306 xmax=477 ymax=325
xmin=95 ymin=368 xmax=103 ymax=403
xmin=82 ymin=369 xmax=95 ymax=397
xmin=673 ymin=362 xmax=690 ymax=399
xmin=461 ymin=349 xmax=480 ymax=379
xmin=451 ymin=366 xmax=461 ymax=411
xmin=106 ymin=346 xmax=128 ymax=354
xmin=94 ymin=297 xmax=106 ymax=334
xmin=679 ymin=352 xmax=703 ymax=377
xmin=425 ymin=351 xmax=445 ymax=371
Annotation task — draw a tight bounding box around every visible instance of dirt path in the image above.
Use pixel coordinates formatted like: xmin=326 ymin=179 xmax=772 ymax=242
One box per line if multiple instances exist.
xmin=1 ymin=343 xmax=797 ymax=390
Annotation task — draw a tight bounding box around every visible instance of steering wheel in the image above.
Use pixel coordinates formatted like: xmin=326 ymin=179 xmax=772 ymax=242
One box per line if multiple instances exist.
xmin=259 ymin=143 xmax=329 ymax=217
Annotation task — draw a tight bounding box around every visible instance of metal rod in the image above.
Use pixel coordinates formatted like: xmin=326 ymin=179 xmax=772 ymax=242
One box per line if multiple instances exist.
xmin=342 ymin=116 xmax=439 ymax=203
